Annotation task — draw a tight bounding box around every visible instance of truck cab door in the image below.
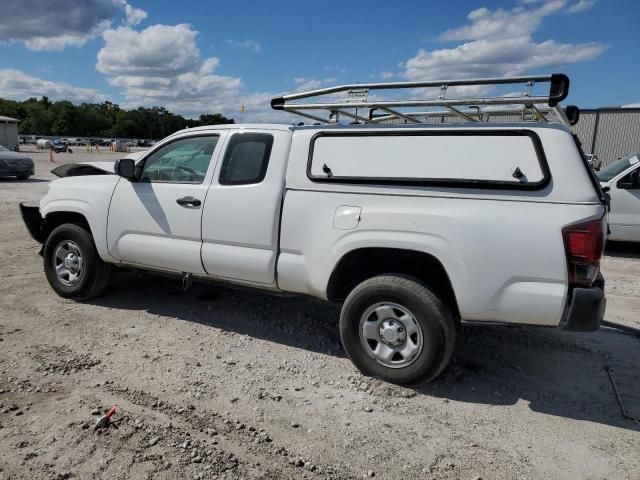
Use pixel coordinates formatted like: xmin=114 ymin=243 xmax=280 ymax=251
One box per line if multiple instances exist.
xmin=107 ymin=133 xmax=225 ymax=273
xmin=200 ymin=129 xmax=290 ymax=285
xmin=609 ymin=166 xmax=640 ymax=241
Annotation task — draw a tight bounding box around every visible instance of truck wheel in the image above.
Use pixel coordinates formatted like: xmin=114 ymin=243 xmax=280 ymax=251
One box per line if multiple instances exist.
xmin=43 ymin=223 xmax=111 ymax=300
xmin=340 ymin=275 xmax=455 ymax=386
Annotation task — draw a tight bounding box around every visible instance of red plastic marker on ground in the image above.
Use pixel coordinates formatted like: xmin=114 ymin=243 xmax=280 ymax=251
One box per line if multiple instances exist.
xmin=94 ymin=404 xmax=117 ymax=430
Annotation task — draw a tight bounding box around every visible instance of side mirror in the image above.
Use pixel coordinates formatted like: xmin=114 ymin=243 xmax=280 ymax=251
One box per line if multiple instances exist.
xmin=114 ymin=158 xmax=136 ymax=180
xmin=617 ymin=169 xmax=640 ymax=190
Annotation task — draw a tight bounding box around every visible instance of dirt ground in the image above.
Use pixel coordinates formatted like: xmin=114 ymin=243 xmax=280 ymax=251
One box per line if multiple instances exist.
xmin=1 ymin=149 xmax=639 ymax=480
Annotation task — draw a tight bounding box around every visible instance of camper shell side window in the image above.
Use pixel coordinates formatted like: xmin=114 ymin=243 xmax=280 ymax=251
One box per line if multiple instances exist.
xmin=307 ymin=130 xmax=550 ymax=191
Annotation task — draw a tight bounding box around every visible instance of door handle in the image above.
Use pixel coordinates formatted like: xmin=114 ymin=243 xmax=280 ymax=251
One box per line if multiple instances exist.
xmin=176 ymin=196 xmax=201 ymax=207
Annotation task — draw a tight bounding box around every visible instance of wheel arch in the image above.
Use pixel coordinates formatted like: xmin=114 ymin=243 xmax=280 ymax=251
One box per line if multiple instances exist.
xmin=39 ymin=197 xmax=116 ymax=262
xmin=43 ymin=210 xmax=93 ymax=243
xmin=326 ymin=247 xmax=460 ymax=318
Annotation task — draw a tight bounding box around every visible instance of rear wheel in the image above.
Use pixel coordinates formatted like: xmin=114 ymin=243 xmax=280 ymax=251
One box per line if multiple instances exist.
xmin=43 ymin=223 xmax=111 ymax=300
xmin=339 ymin=275 xmax=455 ymax=385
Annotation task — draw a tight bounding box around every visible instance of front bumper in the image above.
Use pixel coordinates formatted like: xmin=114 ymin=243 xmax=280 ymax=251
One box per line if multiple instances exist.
xmin=19 ymin=203 xmax=45 ymax=243
xmin=561 ymin=273 xmax=606 ymax=332
xmin=0 ymin=167 xmax=34 ymax=176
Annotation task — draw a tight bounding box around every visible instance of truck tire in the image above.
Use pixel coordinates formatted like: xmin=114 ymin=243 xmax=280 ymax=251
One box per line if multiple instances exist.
xmin=340 ymin=275 xmax=455 ymax=386
xmin=43 ymin=223 xmax=111 ymax=300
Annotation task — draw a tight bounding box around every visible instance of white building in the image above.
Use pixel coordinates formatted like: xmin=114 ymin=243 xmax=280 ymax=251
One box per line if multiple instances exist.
xmin=0 ymin=116 xmax=19 ymax=149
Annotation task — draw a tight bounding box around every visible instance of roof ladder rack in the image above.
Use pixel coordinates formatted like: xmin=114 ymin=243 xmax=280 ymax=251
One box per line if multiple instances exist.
xmin=271 ymin=73 xmax=577 ymax=126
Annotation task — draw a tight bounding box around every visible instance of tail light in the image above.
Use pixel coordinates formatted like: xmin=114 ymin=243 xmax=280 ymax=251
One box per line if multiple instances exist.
xmin=562 ymin=218 xmax=604 ymax=287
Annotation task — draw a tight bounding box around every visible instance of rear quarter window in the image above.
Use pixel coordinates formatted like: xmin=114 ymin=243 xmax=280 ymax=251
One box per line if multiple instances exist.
xmin=308 ymin=130 xmax=548 ymax=188
xmin=219 ymin=133 xmax=274 ymax=185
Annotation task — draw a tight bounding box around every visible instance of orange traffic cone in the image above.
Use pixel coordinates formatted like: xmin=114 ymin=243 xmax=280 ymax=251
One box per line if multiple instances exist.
xmin=49 ymin=148 xmax=55 ymax=163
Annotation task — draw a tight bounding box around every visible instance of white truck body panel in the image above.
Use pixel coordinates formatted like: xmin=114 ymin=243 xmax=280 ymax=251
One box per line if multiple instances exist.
xmin=106 ymin=131 xmax=228 ymax=274
xmin=200 ymin=129 xmax=291 ymax=285
xmin=278 ymin=190 xmax=602 ymax=325
xmin=39 ymin=175 xmax=120 ymax=262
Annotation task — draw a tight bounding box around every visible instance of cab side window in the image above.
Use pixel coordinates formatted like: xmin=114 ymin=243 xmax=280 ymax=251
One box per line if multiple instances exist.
xmin=617 ymin=168 xmax=640 ymax=190
xmin=219 ymin=133 xmax=274 ymax=185
xmin=140 ymin=136 xmax=219 ymax=184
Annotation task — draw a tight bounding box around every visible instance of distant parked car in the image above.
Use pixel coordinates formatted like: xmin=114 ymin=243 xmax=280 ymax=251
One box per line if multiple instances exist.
xmin=0 ymin=144 xmax=34 ymax=179
xmin=597 ymin=151 xmax=640 ymax=242
xmin=51 ymin=140 xmax=69 ymax=153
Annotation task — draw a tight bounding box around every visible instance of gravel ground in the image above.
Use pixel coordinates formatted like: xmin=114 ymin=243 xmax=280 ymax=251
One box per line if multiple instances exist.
xmin=0 ymin=149 xmax=639 ymax=480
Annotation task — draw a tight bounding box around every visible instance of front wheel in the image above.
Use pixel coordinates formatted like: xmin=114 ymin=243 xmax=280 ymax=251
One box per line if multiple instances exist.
xmin=43 ymin=223 xmax=111 ymax=300
xmin=339 ymin=275 xmax=456 ymax=385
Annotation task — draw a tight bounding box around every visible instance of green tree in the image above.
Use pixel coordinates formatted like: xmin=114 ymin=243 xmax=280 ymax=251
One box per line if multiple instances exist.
xmin=0 ymin=96 xmax=234 ymax=139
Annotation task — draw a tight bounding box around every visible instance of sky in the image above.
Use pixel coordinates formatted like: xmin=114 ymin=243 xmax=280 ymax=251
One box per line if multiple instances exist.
xmin=0 ymin=0 xmax=639 ymax=122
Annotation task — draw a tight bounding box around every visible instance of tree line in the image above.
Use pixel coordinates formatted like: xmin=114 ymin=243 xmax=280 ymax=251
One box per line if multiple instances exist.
xmin=0 ymin=97 xmax=234 ymax=139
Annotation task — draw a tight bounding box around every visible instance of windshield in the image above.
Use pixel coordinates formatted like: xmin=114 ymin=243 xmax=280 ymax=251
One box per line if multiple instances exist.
xmin=597 ymin=152 xmax=640 ymax=182
xmin=0 ymin=145 xmax=8 ymax=152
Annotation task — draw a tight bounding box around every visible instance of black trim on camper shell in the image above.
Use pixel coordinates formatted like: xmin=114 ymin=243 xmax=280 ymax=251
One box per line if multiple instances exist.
xmin=306 ymin=129 xmax=552 ymax=191
xmin=571 ymin=133 xmax=608 ymax=208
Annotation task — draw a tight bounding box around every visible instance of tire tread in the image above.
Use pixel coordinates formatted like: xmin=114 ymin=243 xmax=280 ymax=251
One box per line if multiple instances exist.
xmin=340 ymin=274 xmax=456 ymax=385
xmin=43 ymin=223 xmax=111 ymax=300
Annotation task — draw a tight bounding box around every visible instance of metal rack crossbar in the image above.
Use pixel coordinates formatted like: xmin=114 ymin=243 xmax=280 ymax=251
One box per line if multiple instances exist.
xmin=271 ymin=73 xmax=575 ymax=126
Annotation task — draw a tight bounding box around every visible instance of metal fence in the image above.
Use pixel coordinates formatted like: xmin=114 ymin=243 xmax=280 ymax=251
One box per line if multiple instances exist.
xmin=577 ymin=108 xmax=640 ymax=166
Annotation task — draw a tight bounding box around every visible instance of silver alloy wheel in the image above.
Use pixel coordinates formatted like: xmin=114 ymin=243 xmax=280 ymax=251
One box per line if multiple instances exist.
xmin=53 ymin=240 xmax=84 ymax=287
xmin=359 ymin=302 xmax=423 ymax=369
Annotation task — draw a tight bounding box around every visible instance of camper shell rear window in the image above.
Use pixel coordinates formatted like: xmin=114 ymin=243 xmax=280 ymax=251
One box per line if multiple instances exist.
xmin=307 ymin=130 xmax=550 ymax=190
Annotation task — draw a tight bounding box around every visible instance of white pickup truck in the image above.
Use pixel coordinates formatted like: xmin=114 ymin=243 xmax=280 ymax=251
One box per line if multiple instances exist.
xmin=20 ymin=74 xmax=608 ymax=385
xmin=596 ymin=151 xmax=640 ymax=242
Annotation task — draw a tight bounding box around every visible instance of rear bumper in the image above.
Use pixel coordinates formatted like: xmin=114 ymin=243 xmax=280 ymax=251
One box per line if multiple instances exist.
xmin=19 ymin=203 xmax=45 ymax=243
xmin=560 ymin=273 xmax=606 ymax=332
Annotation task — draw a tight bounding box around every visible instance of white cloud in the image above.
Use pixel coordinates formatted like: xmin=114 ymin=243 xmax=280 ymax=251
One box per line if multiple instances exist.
xmin=623 ymin=102 xmax=640 ymax=108
xmin=0 ymin=69 xmax=107 ymax=103
xmin=568 ymin=0 xmax=597 ymax=13
xmin=97 ymin=24 xmax=202 ymax=76
xmin=404 ymin=37 xmax=606 ymax=80
xmin=402 ymin=1 xmax=606 ymax=85
xmin=123 ymin=2 xmax=147 ymax=26
xmin=225 ymin=39 xmax=262 ymax=53
xmin=380 ymin=71 xmax=397 ymax=80
xmin=0 ymin=0 xmax=146 ymax=51
xmin=96 ymin=23 xmax=275 ymax=118
xmin=440 ymin=1 xmax=565 ymax=42
xmin=94 ymin=20 xmax=332 ymax=121
xmin=0 ymin=0 xmax=115 ymax=51
xmin=293 ymin=77 xmax=337 ymax=92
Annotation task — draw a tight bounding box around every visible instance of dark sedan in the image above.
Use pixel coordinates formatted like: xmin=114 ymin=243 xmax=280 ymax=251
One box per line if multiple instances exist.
xmin=0 ymin=145 xmax=34 ymax=179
